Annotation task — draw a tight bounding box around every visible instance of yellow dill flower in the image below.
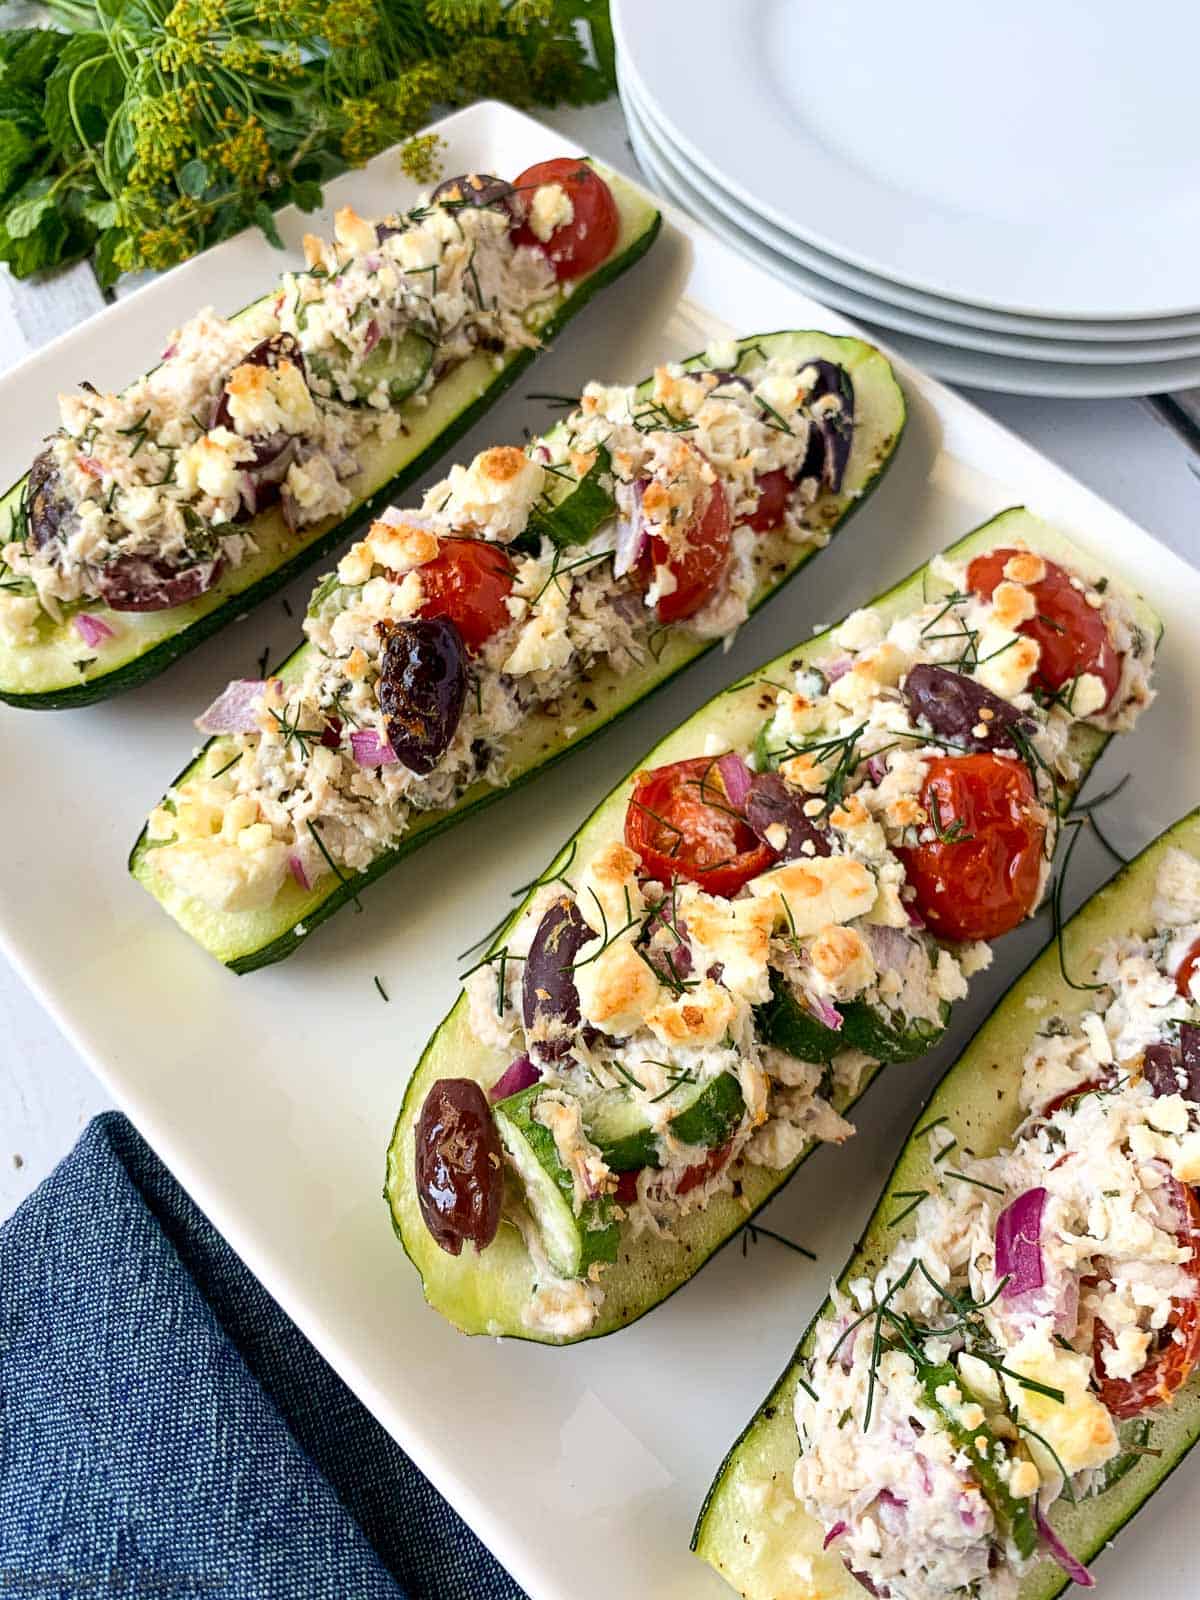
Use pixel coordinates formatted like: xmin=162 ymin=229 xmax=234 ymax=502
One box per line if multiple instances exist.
xmin=400 ymin=132 xmax=445 ymax=185
xmin=340 ymin=97 xmax=389 ymax=168
xmin=215 ymin=112 xmax=273 ymax=188
xmin=135 ymin=223 xmax=197 ymax=271
xmin=427 ymin=0 xmax=502 ymax=33
xmin=502 ymin=0 xmax=555 ymax=33
xmin=320 ymin=0 xmax=380 ymax=51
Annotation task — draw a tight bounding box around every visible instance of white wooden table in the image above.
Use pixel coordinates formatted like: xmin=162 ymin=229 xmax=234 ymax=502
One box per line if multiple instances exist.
xmin=2 ymin=97 xmax=1198 ymax=1221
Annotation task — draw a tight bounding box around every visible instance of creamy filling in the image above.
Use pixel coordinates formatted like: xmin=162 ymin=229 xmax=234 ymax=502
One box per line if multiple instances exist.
xmin=790 ymin=847 xmax=1200 ymax=1600
xmin=3 ymin=195 xmax=558 ymax=616
xmin=460 ymin=546 xmax=1153 ymax=1336
xmin=143 ymin=350 xmax=853 ymax=913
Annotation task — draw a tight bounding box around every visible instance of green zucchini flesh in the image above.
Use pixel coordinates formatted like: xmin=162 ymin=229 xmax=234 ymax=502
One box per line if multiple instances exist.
xmin=693 ymin=809 xmax=1200 ymax=1600
xmin=0 ymin=160 xmax=660 ymax=709
xmin=587 ymin=1073 xmax=746 ymax=1172
xmin=130 ymin=328 xmax=906 ymax=973
xmin=385 ymin=510 xmax=1160 ymax=1344
xmin=759 ymin=970 xmax=950 ymax=1065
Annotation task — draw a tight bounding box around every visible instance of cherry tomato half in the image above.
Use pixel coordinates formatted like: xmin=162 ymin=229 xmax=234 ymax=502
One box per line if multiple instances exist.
xmin=510 ymin=158 xmax=619 ymax=281
xmin=417 ymin=537 xmax=514 ymax=653
xmin=1095 ymin=1178 xmax=1200 ymax=1418
xmin=745 ymin=467 xmax=792 ymax=533
xmin=1176 ymin=936 xmax=1200 ymax=999
xmin=644 ymin=476 xmax=732 ymax=624
xmin=675 ymin=1139 xmax=735 ymax=1196
xmin=625 ymin=755 xmax=775 ymax=898
xmin=967 ymin=546 xmax=1122 ymax=709
xmin=899 ymin=753 xmax=1046 ymax=943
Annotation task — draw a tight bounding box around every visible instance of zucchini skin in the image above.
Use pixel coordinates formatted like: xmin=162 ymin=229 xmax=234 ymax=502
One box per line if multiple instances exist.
xmin=693 ymin=810 xmax=1200 ymax=1600
xmin=0 ymin=164 xmax=661 ymax=710
xmin=385 ymin=511 xmax=1161 ymax=1345
xmin=130 ymin=328 xmax=907 ymax=972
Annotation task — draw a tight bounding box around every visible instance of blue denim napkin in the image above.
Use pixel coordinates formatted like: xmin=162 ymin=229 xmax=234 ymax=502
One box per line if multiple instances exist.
xmin=0 ymin=1112 xmax=524 ymax=1600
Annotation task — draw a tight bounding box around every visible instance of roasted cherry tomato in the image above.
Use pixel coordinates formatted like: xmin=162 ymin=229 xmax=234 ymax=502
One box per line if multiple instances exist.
xmin=625 ymin=755 xmax=775 ymax=898
xmin=510 ymin=158 xmax=619 ymax=281
xmin=416 ymin=537 xmax=514 ymax=653
xmin=745 ymin=467 xmax=791 ymax=533
xmin=1176 ymin=936 xmax=1200 ymax=998
xmin=899 ymin=753 xmax=1045 ymax=943
xmin=643 ymin=476 xmax=732 ymax=624
xmin=967 ymin=547 xmax=1122 ymax=709
xmin=1095 ymin=1178 xmax=1200 ymax=1418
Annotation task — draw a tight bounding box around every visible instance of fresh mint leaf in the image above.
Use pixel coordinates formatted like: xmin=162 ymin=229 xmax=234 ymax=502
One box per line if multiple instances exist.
xmin=291 ymin=179 xmax=324 ymax=212
xmin=0 ymin=198 xmax=67 ymax=277
xmin=253 ymin=200 xmax=285 ymax=250
xmin=44 ymin=35 xmax=122 ymax=154
xmin=0 ymin=29 xmax=66 ymax=94
xmin=92 ymin=223 xmax=124 ymax=290
xmin=82 ymin=197 xmax=118 ymax=229
xmin=5 ymin=187 xmax=55 ymax=239
xmin=0 ymin=121 xmax=35 ymax=199
xmin=177 ymin=158 xmax=210 ymax=199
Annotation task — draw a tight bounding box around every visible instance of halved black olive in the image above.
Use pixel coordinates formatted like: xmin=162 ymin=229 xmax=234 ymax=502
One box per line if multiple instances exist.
xmin=522 ymin=894 xmax=597 ymax=1033
xmin=414 ymin=1077 xmax=503 ymax=1255
xmin=96 ymin=554 xmax=225 ymax=613
xmin=798 ymin=358 xmax=855 ymax=493
xmin=902 ymin=663 xmax=1035 ymax=754
xmin=744 ymin=771 xmax=831 ymax=860
xmin=377 ymin=616 xmax=467 ymax=775
xmin=431 ymin=173 xmax=516 ymax=214
xmin=27 ymin=449 xmax=71 ymax=551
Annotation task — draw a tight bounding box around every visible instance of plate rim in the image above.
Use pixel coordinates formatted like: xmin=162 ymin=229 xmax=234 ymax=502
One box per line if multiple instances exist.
xmin=614 ymin=0 xmax=1200 ymax=323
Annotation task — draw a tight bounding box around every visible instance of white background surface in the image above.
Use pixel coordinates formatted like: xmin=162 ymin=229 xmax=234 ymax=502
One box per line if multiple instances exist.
xmin=2 ymin=92 xmax=1200 ymax=1600
xmin=5 ymin=96 xmax=1199 ymax=1222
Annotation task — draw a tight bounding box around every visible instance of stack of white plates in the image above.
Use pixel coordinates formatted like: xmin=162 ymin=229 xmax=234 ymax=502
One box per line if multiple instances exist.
xmin=613 ymin=0 xmax=1200 ymax=398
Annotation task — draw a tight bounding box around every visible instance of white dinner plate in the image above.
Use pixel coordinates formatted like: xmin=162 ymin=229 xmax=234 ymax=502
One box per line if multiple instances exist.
xmin=623 ymin=87 xmax=1200 ymax=400
xmin=614 ymin=0 xmax=1200 ymax=321
xmin=625 ymin=73 xmax=1200 ymax=359
xmin=2 ymin=99 xmax=1198 ymax=1600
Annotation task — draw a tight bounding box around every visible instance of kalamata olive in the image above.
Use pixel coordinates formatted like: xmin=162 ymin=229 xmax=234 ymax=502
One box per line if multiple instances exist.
xmin=212 ymin=334 xmax=306 ymax=433
xmin=1144 ymin=1024 xmax=1200 ymax=1102
xmin=902 ymin=663 xmax=1035 ymax=754
xmin=96 ymin=554 xmax=224 ymax=612
xmin=414 ymin=1077 xmax=503 ymax=1255
xmin=522 ymin=894 xmax=596 ymax=1032
xmin=27 ymin=449 xmax=71 ymax=551
xmin=377 ymin=616 xmax=467 ymax=775
xmin=798 ymin=359 xmax=855 ymax=493
xmin=704 ymin=370 xmax=753 ymax=394
xmin=745 ymin=771 xmax=831 ymax=860
xmin=431 ymin=173 xmax=516 ymax=214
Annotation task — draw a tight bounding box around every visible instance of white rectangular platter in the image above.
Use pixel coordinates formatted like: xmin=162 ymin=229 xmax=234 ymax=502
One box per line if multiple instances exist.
xmin=2 ymin=100 xmax=1198 ymax=1600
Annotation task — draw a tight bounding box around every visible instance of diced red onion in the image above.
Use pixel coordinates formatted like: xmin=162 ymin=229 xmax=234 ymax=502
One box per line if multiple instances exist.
xmin=288 ymin=854 xmax=310 ymax=891
xmin=613 ymin=479 xmax=647 ymax=578
xmin=78 ymin=455 xmax=104 ymax=479
xmin=823 ymin=1521 xmax=847 ymax=1549
xmin=809 ymin=994 xmax=844 ymax=1031
xmin=349 ymin=729 xmax=399 ymax=767
xmin=995 ymin=1187 xmax=1047 ymax=1297
xmin=866 ymin=754 xmax=887 ymax=784
xmin=489 ymin=1054 xmax=541 ymax=1103
xmin=73 ymin=612 xmax=115 ymax=648
xmin=362 ymin=318 xmax=381 ymax=355
xmin=280 ymin=490 xmax=298 ymax=534
xmin=534 ymin=444 xmax=551 ymax=462
xmin=196 ymin=678 xmax=267 ymax=734
xmin=161 ymin=342 xmax=177 ymax=359
xmin=905 ymin=904 xmax=926 ymax=930
xmin=826 ymin=656 xmax=852 ymax=682
xmin=716 ymin=751 xmax=753 ymax=809
xmin=1035 ymin=1504 xmax=1095 ymax=1588
xmin=865 ymin=924 xmax=912 ymax=972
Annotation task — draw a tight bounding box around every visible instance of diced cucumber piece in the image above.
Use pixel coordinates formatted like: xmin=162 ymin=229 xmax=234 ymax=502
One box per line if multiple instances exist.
xmin=308 ymin=327 xmax=434 ymax=405
xmin=758 ymin=970 xmax=949 ymax=1067
xmin=493 ymin=1085 xmax=618 ymax=1279
xmin=585 ymin=1071 xmax=746 ymax=1171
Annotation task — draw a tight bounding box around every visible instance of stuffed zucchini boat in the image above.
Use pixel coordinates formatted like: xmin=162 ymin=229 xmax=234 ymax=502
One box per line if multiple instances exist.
xmin=0 ymin=157 xmax=660 ymax=708
xmin=130 ymin=330 xmax=905 ymax=971
xmin=694 ymin=808 xmax=1200 ymax=1600
xmin=386 ymin=510 xmax=1159 ymax=1343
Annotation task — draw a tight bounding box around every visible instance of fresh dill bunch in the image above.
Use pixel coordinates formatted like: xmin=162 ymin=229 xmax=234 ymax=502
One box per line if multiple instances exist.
xmin=0 ymin=0 xmax=617 ymax=284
